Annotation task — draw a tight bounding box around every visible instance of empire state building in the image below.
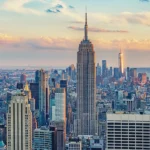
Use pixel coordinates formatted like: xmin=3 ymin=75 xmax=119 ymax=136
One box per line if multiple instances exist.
xmin=75 ymin=12 xmax=96 ymax=135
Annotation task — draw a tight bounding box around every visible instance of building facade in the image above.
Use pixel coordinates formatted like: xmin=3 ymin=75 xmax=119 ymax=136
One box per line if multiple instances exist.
xmin=68 ymin=141 xmax=82 ymax=150
xmin=7 ymin=94 xmax=32 ymax=150
xmin=33 ymin=127 xmax=52 ymax=150
xmin=106 ymin=113 xmax=150 ymax=150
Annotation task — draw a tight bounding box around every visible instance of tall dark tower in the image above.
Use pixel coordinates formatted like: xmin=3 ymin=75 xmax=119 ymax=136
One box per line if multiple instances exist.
xmin=75 ymin=12 xmax=96 ymax=135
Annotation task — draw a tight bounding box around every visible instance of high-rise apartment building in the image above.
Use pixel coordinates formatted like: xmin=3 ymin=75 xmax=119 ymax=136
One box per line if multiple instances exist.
xmin=75 ymin=12 xmax=96 ymax=135
xmin=106 ymin=113 xmax=150 ymax=150
xmin=7 ymin=94 xmax=32 ymax=150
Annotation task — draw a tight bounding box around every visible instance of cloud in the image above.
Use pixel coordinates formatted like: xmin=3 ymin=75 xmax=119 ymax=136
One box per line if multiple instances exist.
xmin=45 ymin=0 xmax=82 ymax=20
xmin=140 ymin=0 xmax=149 ymax=2
xmin=0 ymin=33 xmax=150 ymax=52
xmin=56 ymin=4 xmax=63 ymax=9
xmin=69 ymin=5 xmax=74 ymax=9
xmin=89 ymin=11 xmax=150 ymax=27
xmin=1 ymin=0 xmax=44 ymax=15
xmin=46 ymin=9 xmax=60 ymax=13
xmin=120 ymin=12 xmax=150 ymax=26
xmin=68 ymin=26 xmax=128 ymax=33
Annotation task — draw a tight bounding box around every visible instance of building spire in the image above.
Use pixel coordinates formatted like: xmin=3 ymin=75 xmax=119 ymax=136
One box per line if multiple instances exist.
xmin=84 ymin=7 xmax=88 ymax=40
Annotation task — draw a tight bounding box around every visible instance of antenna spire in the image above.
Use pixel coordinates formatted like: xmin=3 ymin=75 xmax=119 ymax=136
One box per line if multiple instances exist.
xmin=84 ymin=7 xmax=88 ymax=40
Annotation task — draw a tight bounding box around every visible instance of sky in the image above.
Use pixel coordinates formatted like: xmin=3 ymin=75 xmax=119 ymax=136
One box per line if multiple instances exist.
xmin=0 ymin=0 xmax=150 ymax=68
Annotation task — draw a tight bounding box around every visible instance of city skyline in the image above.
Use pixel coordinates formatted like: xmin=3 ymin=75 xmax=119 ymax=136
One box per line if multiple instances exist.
xmin=0 ymin=0 xmax=150 ymax=67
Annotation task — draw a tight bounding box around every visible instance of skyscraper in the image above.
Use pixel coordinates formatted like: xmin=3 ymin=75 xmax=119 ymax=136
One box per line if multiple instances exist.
xmin=118 ymin=50 xmax=124 ymax=76
xmin=75 ymin=12 xmax=96 ymax=135
xmin=35 ymin=69 xmax=49 ymax=126
xmin=96 ymin=63 xmax=101 ymax=76
xmin=20 ymin=73 xmax=27 ymax=83
xmin=7 ymin=94 xmax=32 ymax=150
xmin=54 ymin=88 xmax=66 ymax=150
xmin=30 ymin=83 xmax=39 ymax=109
xmin=55 ymin=88 xmax=66 ymax=122
xmin=102 ymin=60 xmax=107 ymax=77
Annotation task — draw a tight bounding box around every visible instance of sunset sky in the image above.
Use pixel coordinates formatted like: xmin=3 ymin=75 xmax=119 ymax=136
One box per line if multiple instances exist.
xmin=0 ymin=0 xmax=150 ymax=68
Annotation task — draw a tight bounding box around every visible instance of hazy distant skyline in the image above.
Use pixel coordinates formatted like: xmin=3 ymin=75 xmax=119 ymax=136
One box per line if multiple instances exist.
xmin=0 ymin=0 xmax=150 ymax=67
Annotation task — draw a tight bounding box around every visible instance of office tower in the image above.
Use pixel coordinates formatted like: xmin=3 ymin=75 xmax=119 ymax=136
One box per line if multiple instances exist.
xmin=46 ymin=84 xmax=50 ymax=120
xmin=115 ymin=90 xmax=125 ymax=111
xmin=49 ymin=126 xmax=57 ymax=150
xmin=118 ymin=50 xmax=124 ymax=76
xmin=16 ymin=83 xmax=23 ymax=90
xmin=123 ymin=94 xmax=136 ymax=112
xmin=7 ymin=92 xmax=13 ymax=104
xmin=51 ymin=88 xmax=66 ymax=150
xmin=130 ymin=68 xmax=137 ymax=78
xmin=114 ymin=68 xmax=119 ymax=80
xmin=75 ymin=12 xmax=96 ymax=135
xmin=50 ymin=121 xmax=66 ymax=150
xmin=32 ymin=117 xmax=37 ymax=138
xmin=51 ymin=78 xmax=56 ymax=88
xmin=7 ymin=94 xmax=32 ymax=150
xmin=102 ymin=60 xmax=107 ymax=77
xmin=106 ymin=113 xmax=150 ymax=150
xmin=35 ymin=69 xmax=49 ymax=126
xmin=55 ymin=88 xmax=66 ymax=122
xmin=30 ymin=83 xmax=39 ymax=109
xmin=96 ymin=63 xmax=101 ymax=76
xmin=68 ymin=141 xmax=82 ymax=150
xmin=66 ymin=64 xmax=76 ymax=80
xmin=50 ymin=89 xmax=55 ymax=120
xmin=126 ymin=67 xmax=130 ymax=79
xmin=109 ymin=67 xmax=113 ymax=77
xmin=138 ymin=73 xmax=147 ymax=84
xmin=67 ymin=103 xmax=73 ymax=134
xmin=0 ymin=129 xmax=6 ymax=150
xmin=33 ymin=126 xmax=52 ymax=150
xmin=50 ymin=95 xmax=56 ymax=121
xmin=60 ymin=79 xmax=67 ymax=105
xmin=20 ymin=73 xmax=27 ymax=83
xmin=29 ymin=98 xmax=35 ymax=112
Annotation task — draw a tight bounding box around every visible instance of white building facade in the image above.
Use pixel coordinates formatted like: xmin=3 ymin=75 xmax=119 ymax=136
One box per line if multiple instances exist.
xmin=55 ymin=88 xmax=66 ymax=121
xmin=106 ymin=113 xmax=150 ymax=150
xmin=7 ymin=94 xmax=32 ymax=150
